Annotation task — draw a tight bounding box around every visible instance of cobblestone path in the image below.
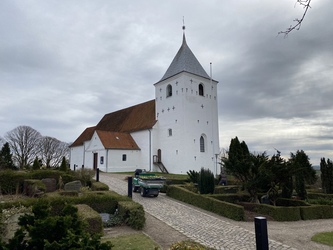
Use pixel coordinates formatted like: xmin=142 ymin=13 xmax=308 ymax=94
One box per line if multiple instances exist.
xmin=100 ymin=173 xmax=296 ymax=250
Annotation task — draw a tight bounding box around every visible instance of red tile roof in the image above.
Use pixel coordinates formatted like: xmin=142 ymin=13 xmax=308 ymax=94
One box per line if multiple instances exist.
xmin=96 ymin=130 xmax=140 ymax=150
xmin=70 ymin=100 xmax=156 ymax=148
xmin=70 ymin=126 xmax=96 ymax=147
xmin=96 ymin=99 xmax=156 ymax=133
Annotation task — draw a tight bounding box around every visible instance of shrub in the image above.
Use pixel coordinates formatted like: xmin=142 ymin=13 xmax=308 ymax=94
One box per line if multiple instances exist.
xmin=300 ymin=205 xmax=333 ymax=220
xmin=214 ymin=185 xmax=239 ymax=194
xmin=74 ymin=169 xmax=95 ymax=186
xmin=198 ymin=168 xmax=215 ymax=194
xmin=169 ymin=240 xmax=210 ymax=250
xmin=167 ymin=185 xmax=245 ymax=221
xmin=117 ymin=201 xmax=145 ymax=230
xmin=275 ymin=198 xmax=309 ymax=207
xmin=91 ymin=181 xmax=109 ymax=191
xmin=76 ymin=204 xmax=103 ymax=235
xmin=255 ymin=204 xmax=301 ymax=221
xmin=1 ymin=200 xmax=113 ymax=250
xmin=187 ymin=170 xmax=199 ymax=183
xmin=0 ymin=170 xmax=26 ymax=194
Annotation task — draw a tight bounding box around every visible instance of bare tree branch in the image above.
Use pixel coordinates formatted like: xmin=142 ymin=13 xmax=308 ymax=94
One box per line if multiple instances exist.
xmin=279 ymin=0 xmax=312 ymax=37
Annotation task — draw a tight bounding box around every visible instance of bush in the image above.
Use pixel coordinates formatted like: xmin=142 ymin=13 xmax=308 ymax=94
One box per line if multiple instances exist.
xmin=91 ymin=181 xmax=109 ymax=191
xmin=167 ymin=185 xmax=245 ymax=221
xmin=76 ymin=204 xmax=103 ymax=235
xmin=74 ymin=169 xmax=95 ymax=186
xmin=300 ymin=205 xmax=333 ymax=220
xmin=214 ymin=185 xmax=239 ymax=194
xmin=117 ymin=201 xmax=145 ymax=230
xmin=254 ymin=204 xmax=301 ymax=221
xmin=1 ymin=200 xmax=113 ymax=250
xmin=0 ymin=170 xmax=26 ymax=194
xmin=198 ymin=168 xmax=215 ymax=194
xmin=275 ymin=198 xmax=309 ymax=207
xmin=169 ymin=240 xmax=210 ymax=250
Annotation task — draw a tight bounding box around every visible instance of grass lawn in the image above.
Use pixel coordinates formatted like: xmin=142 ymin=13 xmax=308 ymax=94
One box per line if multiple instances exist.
xmin=102 ymin=233 xmax=160 ymax=250
xmin=311 ymin=231 xmax=333 ymax=246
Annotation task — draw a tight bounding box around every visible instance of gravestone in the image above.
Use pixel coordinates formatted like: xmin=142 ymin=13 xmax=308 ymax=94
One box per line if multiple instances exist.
xmin=41 ymin=178 xmax=57 ymax=192
xmin=64 ymin=180 xmax=82 ymax=192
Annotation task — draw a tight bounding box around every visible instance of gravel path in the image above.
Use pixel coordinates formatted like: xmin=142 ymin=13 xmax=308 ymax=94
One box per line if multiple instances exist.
xmin=100 ymin=173 xmax=333 ymax=250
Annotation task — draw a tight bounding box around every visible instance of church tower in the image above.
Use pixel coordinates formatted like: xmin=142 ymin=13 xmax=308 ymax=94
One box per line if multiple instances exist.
xmin=153 ymin=28 xmax=220 ymax=175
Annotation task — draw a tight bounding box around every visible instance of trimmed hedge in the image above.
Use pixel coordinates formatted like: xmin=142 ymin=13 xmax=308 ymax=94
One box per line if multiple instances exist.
xmin=300 ymin=205 xmax=333 ymax=220
xmin=0 ymin=190 xmax=145 ymax=230
xmin=214 ymin=185 xmax=239 ymax=194
xmin=276 ymin=198 xmax=310 ymax=207
xmin=167 ymin=185 xmax=245 ymax=221
xmin=208 ymin=193 xmax=251 ymax=204
xmin=0 ymin=170 xmax=26 ymax=194
xmin=255 ymin=204 xmax=302 ymax=221
xmin=76 ymin=204 xmax=103 ymax=235
xmin=118 ymin=201 xmax=145 ymax=230
xmin=91 ymin=181 xmax=109 ymax=191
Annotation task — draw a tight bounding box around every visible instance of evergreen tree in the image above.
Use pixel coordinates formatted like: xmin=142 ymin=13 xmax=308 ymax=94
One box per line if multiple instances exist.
xmin=32 ymin=157 xmax=41 ymax=170
xmin=198 ymin=168 xmax=215 ymax=194
xmin=2 ymin=200 xmax=113 ymax=250
xmin=289 ymin=150 xmax=316 ymax=200
xmin=59 ymin=156 xmax=68 ymax=172
xmin=320 ymin=158 xmax=333 ymax=194
xmin=0 ymin=142 xmax=15 ymax=170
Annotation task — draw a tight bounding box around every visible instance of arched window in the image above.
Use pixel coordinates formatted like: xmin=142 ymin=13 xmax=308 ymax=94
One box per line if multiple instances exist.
xmin=166 ymin=84 xmax=172 ymax=97
xmin=200 ymin=136 xmax=205 ymax=152
xmin=199 ymin=84 xmax=204 ymax=96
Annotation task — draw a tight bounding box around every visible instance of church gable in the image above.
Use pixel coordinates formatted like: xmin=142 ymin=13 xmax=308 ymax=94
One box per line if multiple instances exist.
xmin=96 ymin=99 xmax=156 ymax=133
xmin=96 ymin=130 xmax=140 ymax=150
xmin=70 ymin=126 xmax=96 ymax=147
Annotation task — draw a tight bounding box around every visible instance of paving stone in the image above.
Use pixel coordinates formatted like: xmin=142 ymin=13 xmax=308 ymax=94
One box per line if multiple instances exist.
xmin=99 ymin=174 xmax=297 ymax=250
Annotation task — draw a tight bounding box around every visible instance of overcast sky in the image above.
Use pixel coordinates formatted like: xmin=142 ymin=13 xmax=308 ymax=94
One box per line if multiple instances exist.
xmin=1 ymin=0 xmax=332 ymax=165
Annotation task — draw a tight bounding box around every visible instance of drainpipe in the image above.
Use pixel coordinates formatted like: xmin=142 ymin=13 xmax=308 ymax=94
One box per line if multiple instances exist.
xmin=149 ymin=129 xmax=152 ymax=172
xmin=106 ymin=149 xmax=109 ymax=172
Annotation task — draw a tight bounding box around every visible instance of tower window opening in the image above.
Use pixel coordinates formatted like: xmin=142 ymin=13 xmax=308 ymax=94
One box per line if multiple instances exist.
xmin=200 ymin=136 xmax=205 ymax=152
xmin=199 ymin=84 xmax=204 ymax=96
xmin=166 ymin=84 xmax=172 ymax=97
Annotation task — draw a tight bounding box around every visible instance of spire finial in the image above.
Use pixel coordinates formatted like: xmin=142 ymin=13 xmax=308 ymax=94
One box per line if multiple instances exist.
xmin=182 ymin=16 xmax=185 ymax=32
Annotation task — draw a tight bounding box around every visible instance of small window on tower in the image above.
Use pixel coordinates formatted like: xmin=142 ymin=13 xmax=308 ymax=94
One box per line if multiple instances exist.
xmin=168 ymin=129 xmax=172 ymax=136
xmin=200 ymin=136 xmax=205 ymax=152
xmin=199 ymin=84 xmax=204 ymax=96
xmin=166 ymin=84 xmax=172 ymax=97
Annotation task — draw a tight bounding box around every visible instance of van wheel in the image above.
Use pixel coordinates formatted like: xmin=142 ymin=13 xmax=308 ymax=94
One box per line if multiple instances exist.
xmin=133 ymin=186 xmax=138 ymax=192
xmin=140 ymin=187 xmax=146 ymax=197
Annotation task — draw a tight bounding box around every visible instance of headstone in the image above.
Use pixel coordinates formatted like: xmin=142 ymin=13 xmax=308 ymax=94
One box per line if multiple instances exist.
xmin=41 ymin=178 xmax=57 ymax=192
xmin=64 ymin=180 xmax=82 ymax=192
xmin=100 ymin=213 xmax=110 ymax=223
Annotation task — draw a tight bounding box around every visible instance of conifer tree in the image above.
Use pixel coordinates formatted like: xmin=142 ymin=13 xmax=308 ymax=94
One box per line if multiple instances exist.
xmin=0 ymin=142 xmax=15 ymax=170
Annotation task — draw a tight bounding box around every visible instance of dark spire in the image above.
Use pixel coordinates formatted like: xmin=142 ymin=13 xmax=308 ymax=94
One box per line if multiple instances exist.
xmin=158 ymin=23 xmax=210 ymax=83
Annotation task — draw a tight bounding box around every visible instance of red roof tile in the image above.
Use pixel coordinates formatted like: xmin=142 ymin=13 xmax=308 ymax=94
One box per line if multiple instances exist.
xmin=96 ymin=130 xmax=140 ymax=150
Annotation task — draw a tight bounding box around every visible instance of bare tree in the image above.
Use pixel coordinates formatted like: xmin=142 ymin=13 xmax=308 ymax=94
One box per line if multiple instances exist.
xmin=5 ymin=126 xmax=42 ymax=169
xmin=279 ymin=0 xmax=312 ymax=37
xmin=39 ymin=136 xmax=69 ymax=168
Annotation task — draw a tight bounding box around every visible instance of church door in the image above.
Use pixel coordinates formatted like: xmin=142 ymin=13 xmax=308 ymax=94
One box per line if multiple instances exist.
xmin=157 ymin=149 xmax=162 ymax=163
xmin=93 ymin=153 xmax=98 ymax=170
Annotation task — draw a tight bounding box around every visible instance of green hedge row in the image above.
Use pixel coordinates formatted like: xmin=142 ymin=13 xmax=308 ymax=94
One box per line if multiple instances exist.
xmin=214 ymin=185 xmax=239 ymax=194
xmin=208 ymin=193 xmax=251 ymax=204
xmin=118 ymin=201 xmax=145 ymax=230
xmin=275 ymin=198 xmax=309 ymax=207
xmin=0 ymin=191 xmax=145 ymax=230
xmin=248 ymin=203 xmax=333 ymax=221
xmin=0 ymin=170 xmax=75 ymax=195
xmin=91 ymin=181 xmax=109 ymax=191
xmin=167 ymin=185 xmax=245 ymax=221
xmin=76 ymin=204 xmax=103 ymax=235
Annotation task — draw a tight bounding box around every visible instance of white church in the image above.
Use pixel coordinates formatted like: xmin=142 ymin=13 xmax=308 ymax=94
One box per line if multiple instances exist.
xmin=70 ymin=29 xmax=220 ymax=175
